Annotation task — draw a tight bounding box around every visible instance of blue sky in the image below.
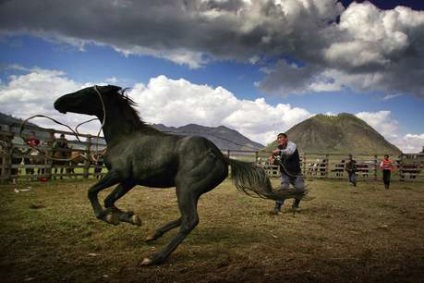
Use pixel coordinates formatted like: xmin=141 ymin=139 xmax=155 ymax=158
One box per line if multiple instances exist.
xmin=0 ymin=0 xmax=423 ymax=153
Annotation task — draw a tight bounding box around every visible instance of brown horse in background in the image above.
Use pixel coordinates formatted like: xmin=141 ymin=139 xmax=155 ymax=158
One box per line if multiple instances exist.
xmin=67 ymin=151 xmax=89 ymax=175
xmin=52 ymin=148 xmax=86 ymax=178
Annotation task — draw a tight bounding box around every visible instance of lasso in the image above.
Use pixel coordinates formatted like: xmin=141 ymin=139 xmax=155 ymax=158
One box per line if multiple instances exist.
xmin=19 ymin=85 xmax=107 ymax=163
xmin=273 ymin=155 xmax=304 ymax=178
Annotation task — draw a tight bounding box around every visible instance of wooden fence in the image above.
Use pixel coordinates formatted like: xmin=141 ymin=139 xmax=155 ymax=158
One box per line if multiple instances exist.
xmin=227 ymin=150 xmax=424 ymax=182
xmin=1 ymin=127 xmax=423 ymax=184
xmin=0 ymin=126 xmax=106 ymax=184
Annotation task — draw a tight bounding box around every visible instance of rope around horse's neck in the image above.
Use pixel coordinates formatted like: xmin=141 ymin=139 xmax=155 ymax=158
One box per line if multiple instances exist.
xmin=19 ymin=86 xmax=108 ymax=163
xmin=92 ymin=85 xmax=107 ymax=164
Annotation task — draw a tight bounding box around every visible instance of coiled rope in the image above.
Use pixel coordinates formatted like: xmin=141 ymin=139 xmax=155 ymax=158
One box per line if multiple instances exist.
xmin=19 ymin=85 xmax=107 ymax=163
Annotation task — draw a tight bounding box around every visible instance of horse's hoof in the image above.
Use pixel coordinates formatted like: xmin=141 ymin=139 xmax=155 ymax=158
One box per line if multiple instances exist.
xmin=145 ymin=234 xmax=156 ymax=243
xmin=131 ymin=215 xmax=142 ymax=226
xmin=106 ymin=213 xmax=120 ymax=225
xmin=141 ymin=257 xmax=153 ymax=266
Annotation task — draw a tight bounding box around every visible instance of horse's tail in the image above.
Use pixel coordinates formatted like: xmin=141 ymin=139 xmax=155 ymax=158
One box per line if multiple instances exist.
xmin=228 ymin=158 xmax=307 ymax=201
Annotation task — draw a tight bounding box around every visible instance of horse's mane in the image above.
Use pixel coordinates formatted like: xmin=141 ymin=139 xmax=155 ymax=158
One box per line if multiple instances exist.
xmin=111 ymin=87 xmax=159 ymax=133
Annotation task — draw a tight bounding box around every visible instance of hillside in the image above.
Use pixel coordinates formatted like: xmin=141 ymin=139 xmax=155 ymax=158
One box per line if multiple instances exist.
xmin=0 ymin=112 xmax=39 ymax=129
xmin=265 ymin=113 xmax=402 ymax=155
xmin=153 ymin=123 xmax=264 ymax=150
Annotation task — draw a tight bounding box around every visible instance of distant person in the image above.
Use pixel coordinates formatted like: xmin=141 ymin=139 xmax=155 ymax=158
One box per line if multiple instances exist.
xmin=55 ymin=134 xmax=69 ymax=149
xmin=380 ymin=154 xmax=395 ymax=189
xmin=10 ymin=146 xmax=23 ymax=184
xmin=91 ymin=148 xmax=106 ymax=180
xmin=25 ymin=131 xmax=40 ymax=148
xmin=269 ymin=133 xmax=305 ymax=215
xmin=52 ymin=134 xmax=70 ymax=179
xmin=344 ymin=154 xmax=357 ymax=187
xmin=53 ymin=134 xmax=70 ymax=158
xmin=46 ymin=131 xmax=56 ymax=151
xmin=45 ymin=131 xmax=57 ymax=175
xmin=25 ymin=131 xmax=40 ymax=175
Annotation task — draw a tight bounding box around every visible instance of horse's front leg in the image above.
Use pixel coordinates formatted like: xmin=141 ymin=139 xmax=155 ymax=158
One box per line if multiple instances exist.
xmin=88 ymin=170 xmax=121 ymax=225
xmin=103 ymin=182 xmax=141 ymax=226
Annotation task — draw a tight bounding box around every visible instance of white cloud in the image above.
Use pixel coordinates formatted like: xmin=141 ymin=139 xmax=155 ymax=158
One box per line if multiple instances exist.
xmin=129 ymin=75 xmax=311 ymax=145
xmin=0 ymin=67 xmax=79 ymax=125
xmin=382 ymin=93 xmax=403 ymax=101
xmin=356 ymin=111 xmax=424 ymax=153
xmin=400 ymin=134 xmax=424 ymax=153
xmin=356 ymin=111 xmax=399 ymax=139
xmin=129 ymin=75 xmax=239 ymax=127
xmin=1 ymin=67 xmax=422 ymax=153
xmin=321 ymin=3 xmax=424 ymax=96
xmin=0 ymin=67 xmax=114 ymax=134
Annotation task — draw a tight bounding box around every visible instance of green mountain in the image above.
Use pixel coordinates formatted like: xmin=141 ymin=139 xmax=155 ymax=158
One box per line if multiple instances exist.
xmin=265 ymin=113 xmax=402 ymax=155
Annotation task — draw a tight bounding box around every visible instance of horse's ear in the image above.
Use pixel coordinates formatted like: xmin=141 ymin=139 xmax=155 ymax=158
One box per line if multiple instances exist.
xmin=121 ymin=87 xmax=131 ymax=95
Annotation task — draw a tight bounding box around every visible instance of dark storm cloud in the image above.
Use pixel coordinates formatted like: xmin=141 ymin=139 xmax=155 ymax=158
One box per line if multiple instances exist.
xmin=1 ymin=0 xmax=423 ymax=97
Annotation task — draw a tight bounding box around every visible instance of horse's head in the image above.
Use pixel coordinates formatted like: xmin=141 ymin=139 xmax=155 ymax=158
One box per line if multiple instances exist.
xmin=54 ymin=85 xmax=122 ymax=117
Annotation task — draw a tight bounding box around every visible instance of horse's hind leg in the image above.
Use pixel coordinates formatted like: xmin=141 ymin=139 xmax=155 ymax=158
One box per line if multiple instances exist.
xmin=142 ymin=190 xmax=200 ymax=266
xmin=145 ymin=218 xmax=182 ymax=242
xmin=141 ymin=146 xmax=228 ymax=266
xmin=103 ymin=182 xmax=141 ymax=226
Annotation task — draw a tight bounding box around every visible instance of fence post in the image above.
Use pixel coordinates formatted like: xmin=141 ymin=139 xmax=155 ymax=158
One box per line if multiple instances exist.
xmin=84 ymin=136 xmax=92 ymax=179
xmin=0 ymin=127 xmax=14 ymax=184
xmin=399 ymin=153 xmax=407 ymax=182
xmin=325 ymin=154 xmax=329 ymax=178
xmin=373 ymin=155 xmax=378 ymax=181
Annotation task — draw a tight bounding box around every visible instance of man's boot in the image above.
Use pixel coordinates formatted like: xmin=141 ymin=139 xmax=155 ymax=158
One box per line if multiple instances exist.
xmin=271 ymin=202 xmax=282 ymax=215
xmin=292 ymin=199 xmax=301 ymax=212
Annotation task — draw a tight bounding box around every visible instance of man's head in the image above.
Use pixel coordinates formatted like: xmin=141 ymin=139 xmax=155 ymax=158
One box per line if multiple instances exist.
xmin=277 ymin=133 xmax=288 ymax=146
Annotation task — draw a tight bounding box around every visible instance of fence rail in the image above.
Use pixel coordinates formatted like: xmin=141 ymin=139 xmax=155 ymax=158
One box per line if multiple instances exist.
xmin=1 ymin=127 xmax=423 ymax=184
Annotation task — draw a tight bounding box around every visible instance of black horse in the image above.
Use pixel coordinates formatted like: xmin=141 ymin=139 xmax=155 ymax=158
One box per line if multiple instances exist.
xmin=54 ymin=85 xmax=304 ymax=266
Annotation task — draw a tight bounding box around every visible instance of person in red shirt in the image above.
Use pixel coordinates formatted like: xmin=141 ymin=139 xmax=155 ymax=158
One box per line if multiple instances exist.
xmin=26 ymin=131 xmax=40 ymax=147
xmin=380 ymin=154 xmax=395 ymax=189
xmin=25 ymin=131 xmax=40 ymax=175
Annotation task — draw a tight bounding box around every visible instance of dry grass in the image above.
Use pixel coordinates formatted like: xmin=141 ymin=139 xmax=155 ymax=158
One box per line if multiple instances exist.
xmin=0 ymin=178 xmax=423 ymax=282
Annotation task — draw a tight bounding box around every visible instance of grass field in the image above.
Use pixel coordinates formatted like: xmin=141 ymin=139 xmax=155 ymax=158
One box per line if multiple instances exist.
xmin=0 ymin=178 xmax=423 ymax=282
